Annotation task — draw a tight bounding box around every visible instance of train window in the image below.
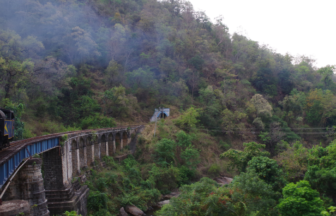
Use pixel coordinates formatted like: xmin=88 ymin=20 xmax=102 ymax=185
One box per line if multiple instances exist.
xmin=0 ymin=109 xmax=13 ymax=120
xmin=3 ymin=112 xmax=11 ymax=120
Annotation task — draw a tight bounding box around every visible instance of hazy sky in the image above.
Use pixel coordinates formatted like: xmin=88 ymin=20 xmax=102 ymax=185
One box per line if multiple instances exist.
xmin=189 ymin=0 xmax=335 ymax=68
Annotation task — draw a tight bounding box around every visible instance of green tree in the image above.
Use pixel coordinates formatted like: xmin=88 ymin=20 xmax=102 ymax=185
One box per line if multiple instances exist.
xmin=317 ymin=65 xmax=335 ymax=90
xmin=4 ymin=100 xmax=25 ymax=140
xmin=250 ymin=94 xmax=273 ymax=121
xmin=275 ymin=142 xmax=309 ymax=181
xmin=247 ymin=156 xmax=287 ymax=192
xmin=304 ymin=141 xmax=336 ymax=201
xmin=180 ymin=145 xmax=200 ymax=169
xmin=176 ymin=130 xmax=194 ymax=147
xmin=277 ymin=180 xmax=325 ymax=216
xmin=154 ymin=138 xmax=176 ymax=166
xmin=158 ymin=173 xmax=277 ymax=216
xmin=306 ymin=101 xmax=323 ymax=126
xmin=103 ymin=85 xmax=138 ymax=118
xmin=252 ymin=67 xmax=277 ymax=96
xmin=220 ymin=142 xmax=269 ymax=173
xmin=221 ymin=109 xmax=247 ymax=136
xmin=0 ymin=57 xmax=34 ymax=99
xmin=278 ymin=69 xmax=294 ymax=95
xmin=174 ymin=107 xmax=200 ymax=130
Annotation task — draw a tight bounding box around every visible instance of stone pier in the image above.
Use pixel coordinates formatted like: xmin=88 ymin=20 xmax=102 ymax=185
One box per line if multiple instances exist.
xmin=2 ymin=158 xmax=49 ymax=216
xmin=43 ymin=148 xmax=89 ymax=216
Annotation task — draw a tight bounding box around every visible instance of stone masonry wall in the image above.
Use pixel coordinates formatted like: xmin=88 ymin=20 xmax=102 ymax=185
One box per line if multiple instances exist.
xmin=43 ymin=148 xmax=67 ymax=190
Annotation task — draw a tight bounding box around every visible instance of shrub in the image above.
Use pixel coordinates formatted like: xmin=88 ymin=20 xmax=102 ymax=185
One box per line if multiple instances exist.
xmin=208 ymin=164 xmax=220 ymax=177
xmin=275 ymin=142 xmax=308 ymax=181
xmin=178 ymin=165 xmax=196 ymax=185
xmin=78 ymin=113 xmax=116 ymax=129
xmin=64 ymin=211 xmax=81 ymax=216
xmin=220 ymin=141 xmax=269 ymax=173
xmin=153 ymin=138 xmax=176 ymax=166
xmin=87 ymin=191 xmax=108 ymax=212
xmin=176 ymin=130 xmax=194 ymax=147
xmin=218 ymin=140 xmax=230 ymax=151
xmin=180 ymin=145 xmax=200 ymax=169
xmin=147 ymin=165 xmax=180 ymax=192
xmin=157 ymin=173 xmax=277 ymax=216
xmin=174 ymin=107 xmax=200 ymax=130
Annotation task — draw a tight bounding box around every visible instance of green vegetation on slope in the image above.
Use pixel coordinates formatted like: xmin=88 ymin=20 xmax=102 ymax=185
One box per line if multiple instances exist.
xmin=1 ymin=0 xmax=336 ymax=143
xmin=2 ymin=0 xmax=336 ymax=215
xmin=157 ymin=138 xmax=336 ymax=216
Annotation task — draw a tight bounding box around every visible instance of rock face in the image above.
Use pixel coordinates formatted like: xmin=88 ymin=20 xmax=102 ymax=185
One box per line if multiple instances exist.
xmin=158 ymin=200 xmax=170 ymax=207
xmin=214 ymin=176 xmax=233 ymax=186
xmin=125 ymin=205 xmax=145 ymax=216
xmin=120 ymin=207 xmax=128 ymax=216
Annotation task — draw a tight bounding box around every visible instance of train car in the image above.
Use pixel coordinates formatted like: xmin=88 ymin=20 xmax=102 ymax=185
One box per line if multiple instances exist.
xmin=0 ymin=108 xmax=15 ymax=150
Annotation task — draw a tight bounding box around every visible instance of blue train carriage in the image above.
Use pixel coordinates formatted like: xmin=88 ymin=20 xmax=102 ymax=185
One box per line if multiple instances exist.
xmin=0 ymin=108 xmax=15 ymax=150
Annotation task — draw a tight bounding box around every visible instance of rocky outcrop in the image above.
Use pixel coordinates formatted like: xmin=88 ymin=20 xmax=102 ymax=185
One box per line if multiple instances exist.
xmin=125 ymin=205 xmax=145 ymax=216
xmin=214 ymin=176 xmax=233 ymax=186
xmin=158 ymin=200 xmax=170 ymax=207
xmin=119 ymin=207 xmax=128 ymax=216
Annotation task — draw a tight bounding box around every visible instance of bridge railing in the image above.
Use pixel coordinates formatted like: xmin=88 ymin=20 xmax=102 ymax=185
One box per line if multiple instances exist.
xmin=0 ymin=125 xmax=143 ymax=191
xmin=0 ymin=137 xmax=59 ymax=189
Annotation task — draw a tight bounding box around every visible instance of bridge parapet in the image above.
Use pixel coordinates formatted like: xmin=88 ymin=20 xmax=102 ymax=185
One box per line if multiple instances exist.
xmin=0 ymin=125 xmax=143 ymax=216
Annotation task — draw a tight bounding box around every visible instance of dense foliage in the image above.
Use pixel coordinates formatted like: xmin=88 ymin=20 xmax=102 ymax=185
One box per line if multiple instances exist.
xmin=86 ymin=153 xmax=199 ymax=215
xmin=2 ymin=0 xmax=336 ymax=215
xmin=1 ymin=0 xmax=336 ymax=140
xmin=162 ymin=140 xmax=336 ymax=216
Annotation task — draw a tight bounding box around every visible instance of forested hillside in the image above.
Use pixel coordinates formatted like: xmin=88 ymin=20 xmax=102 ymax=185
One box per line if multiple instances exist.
xmin=1 ymin=0 xmax=336 ymax=215
xmin=1 ymin=0 xmax=336 ymax=141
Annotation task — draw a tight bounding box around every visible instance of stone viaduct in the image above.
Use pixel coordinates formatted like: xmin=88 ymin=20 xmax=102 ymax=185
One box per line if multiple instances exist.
xmin=0 ymin=125 xmax=143 ymax=216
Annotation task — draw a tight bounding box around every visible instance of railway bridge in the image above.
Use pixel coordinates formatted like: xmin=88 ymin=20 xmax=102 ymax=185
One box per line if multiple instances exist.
xmin=0 ymin=125 xmax=143 ymax=216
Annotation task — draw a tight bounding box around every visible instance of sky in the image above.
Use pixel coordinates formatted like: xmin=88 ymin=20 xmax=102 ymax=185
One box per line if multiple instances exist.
xmin=189 ymin=0 xmax=335 ymax=68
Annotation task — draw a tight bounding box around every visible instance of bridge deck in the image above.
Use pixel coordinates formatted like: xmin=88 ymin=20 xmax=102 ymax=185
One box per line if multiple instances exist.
xmin=0 ymin=126 xmax=141 ymax=191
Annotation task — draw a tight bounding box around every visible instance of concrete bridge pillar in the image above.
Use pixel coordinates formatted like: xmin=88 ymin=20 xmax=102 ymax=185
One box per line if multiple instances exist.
xmin=79 ymin=138 xmax=86 ymax=169
xmin=20 ymin=159 xmax=49 ymax=216
xmin=115 ymin=133 xmax=121 ymax=152
xmin=83 ymin=144 xmax=87 ymax=166
xmin=71 ymin=140 xmax=80 ymax=176
xmin=99 ymin=135 xmax=107 ymax=157
xmin=93 ymin=134 xmax=100 ymax=160
xmin=127 ymin=132 xmax=132 ymax=145
xmin=2 ymin=158 xmax=49 ymax=216
xmin=43 ymin=148 xmax=70 ymax=191
xmin=86 ymin=138 xmax=94 ymax=166
xmin=120 ymin=133 xmax=123 ymax=150
xmin=107 ymin=134 xmax=114 ymax=156
xmin=106 ymin=140 xmax=109 ymax=156
xmin=42 ymin=145 xmax=89 ymax=216
xmin=113 ymin=135 xmax=116 ymax=154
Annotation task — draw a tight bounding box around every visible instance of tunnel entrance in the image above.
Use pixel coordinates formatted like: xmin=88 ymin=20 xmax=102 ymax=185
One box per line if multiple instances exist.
xmin=150 ymin=108 xmax=170 ymax=122
xmin=159 ymin=112 xmax=167 ymax=119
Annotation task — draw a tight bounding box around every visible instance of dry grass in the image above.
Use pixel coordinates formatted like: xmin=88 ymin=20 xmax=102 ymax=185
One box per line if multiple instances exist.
xmin=22 ymin=116 xmax=78 ymax=138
